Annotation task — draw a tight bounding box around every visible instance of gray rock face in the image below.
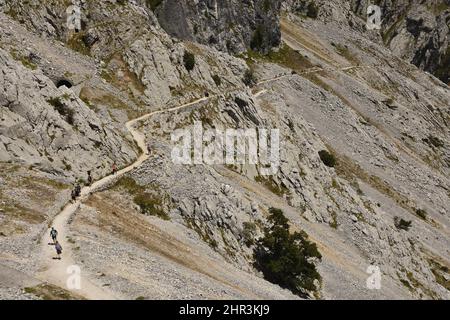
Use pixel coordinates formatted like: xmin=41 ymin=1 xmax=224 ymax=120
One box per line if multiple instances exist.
xmin=352 ymin=0 xmax=450 ymax=84
xmin=284 ymin=0 xmax=450 ymax=84
xmin=0 ymin=48 xmax=137 ymax=181
xmin=1 ymin=0 xmax=450 ymax=300
xmin=153 ymin=0 xmax=282 ymax=53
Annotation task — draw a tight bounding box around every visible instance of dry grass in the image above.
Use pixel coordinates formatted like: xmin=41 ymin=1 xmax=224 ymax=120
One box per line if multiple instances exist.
xmin=81 ymin=193 xmax=255 ymax=296
xmin=24 ymin=283 xmax=85 ymax=300
xmin=79 ymin=86 xmax=140 ymax=119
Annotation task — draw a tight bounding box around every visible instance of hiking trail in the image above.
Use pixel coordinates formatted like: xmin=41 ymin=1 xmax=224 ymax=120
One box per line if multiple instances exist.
xmin=36 ymin=63 xmax=363 ymax=299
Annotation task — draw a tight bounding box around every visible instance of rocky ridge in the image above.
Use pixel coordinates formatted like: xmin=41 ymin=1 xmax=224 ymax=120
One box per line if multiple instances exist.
xmin=0 ymin=0 xmax=449 ymax=300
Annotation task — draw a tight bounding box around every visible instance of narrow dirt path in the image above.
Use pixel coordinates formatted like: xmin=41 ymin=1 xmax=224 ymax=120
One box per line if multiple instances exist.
xmin=35 ymin=96 xmax=211 ymax=300
xmin=35 ymin=62 xmax=361 ymax=300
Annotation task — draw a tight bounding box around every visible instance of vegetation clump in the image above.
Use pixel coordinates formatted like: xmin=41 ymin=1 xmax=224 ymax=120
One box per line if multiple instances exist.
xmin=47 ymin=97 xmax=75 ymax=125
xmin=254 ymin=208 xmax=322 ymax=297
xmin=116 ymin=177 xmax=169 ymax=220
xmin=415 ymin=208 xmax=428 ymax=221
xmin=250 ymin=25 xmax=265 ymax=51
xmin=212 ymin=74 xmax=221 ymax=86
xmin=306 ymin=2 xmax=319 ymax=18
xmin=146 ymin=0 xmax=163 ymax=11
xmin=318 ymin=150 xmax=336 ymax=168
xmin=242 ymin=222 xmax=257 ymax=247
xmin=243 ymin=69 xmax=257 ymax=87
xmin=183 ymin=51 xmax=196 ymax=71
xmin=394 ymin=217 xmax=412 ymax=231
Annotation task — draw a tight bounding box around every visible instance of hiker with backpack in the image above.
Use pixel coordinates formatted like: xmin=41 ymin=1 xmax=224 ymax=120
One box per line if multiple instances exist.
xmin=54 ymin=241 xmax=63 ymax=260
xmin=75 ymin=183 xmax=81 ymax=196
xmin=50 ymin=227 xmax=58 ymax=245
xmin=71 ymin=187 xmax=77 ymax=202
xmin=71 ymin=183 xmax=81 ymax=202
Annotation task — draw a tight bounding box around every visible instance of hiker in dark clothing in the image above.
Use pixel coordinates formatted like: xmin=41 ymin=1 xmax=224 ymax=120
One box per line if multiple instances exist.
xmin=50 ymin=227 xmax=58 ymax=245
xmin=71 ymin=183 xmax=81 ymax=202
xmin=75 ymin=183 xmax=81 ymax=196
xmin=55 ymin=241 xmax=62 ymax=260
xmin=87 ymin=171 xmax=93 ymax=186
xmin=71 ymin=188 xmax=77 ymax=202
xmin=112 ymin=162 xmax=117 ymax=175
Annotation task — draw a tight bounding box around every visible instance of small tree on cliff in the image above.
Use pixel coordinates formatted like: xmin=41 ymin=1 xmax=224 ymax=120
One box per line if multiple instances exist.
xmin=253 ymin=208 xmax=322 ymax=297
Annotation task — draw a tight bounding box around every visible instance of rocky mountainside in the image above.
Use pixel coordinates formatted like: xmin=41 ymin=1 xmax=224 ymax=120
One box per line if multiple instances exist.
xmin=353 ymin=0 xmax=450 ymax=84
xmin=285 ymin=0 xmax=450 ymax=84
xmin=153 ymin=0 xmax=282 ymax=54
xmin=0 ymin=0 xmax=449 ymax=300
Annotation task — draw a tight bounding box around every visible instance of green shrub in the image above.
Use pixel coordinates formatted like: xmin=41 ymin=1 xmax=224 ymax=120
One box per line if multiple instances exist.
xmin=253 ymin=208 xmax=322 ymax=297
xmin=306 ymin=2 xmax=319 ymax=19
xmin=47 ymin=97 xmax=75 ymax=125
xmin=423 ymin=135 xmax=444 ymax=148
xmin=318 ymin=150 xmax=336 ymax=168
xmin=250 ymin=25 xmax=264 ymax=51
xmin=394 ymin=217 xmax=412 ymax=231
xmin=415 ymin=208 xmax=427 ymax=221
xmin=243 ymin=69 xmax=257 ymax=87
xmin=183 ymin=51 xmax=196 ymax=71
xmin=146 ymin=0 xmax=163 ymax=11
xmin=242 ymin=222 xmax=257 ymax=247
xmin=212 ymin=74 xmax=221 ymax=86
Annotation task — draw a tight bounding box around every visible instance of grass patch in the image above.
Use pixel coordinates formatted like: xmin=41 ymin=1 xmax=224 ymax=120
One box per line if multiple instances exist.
xmin=10 ymin=50 xmax=37 ymax=70
xmin=67 ymin=32 xmax=91 ymax=56
xmin=415 ymin=208 xmax=428 ymax=221
xmin=1 ymin=203 xmax=45 ymax=225
xmin=115 ymin=177 xmax=170 ymax=220
xmin=245 ymin=43 xmax=314 ymax=72
xmin=255 ymin=175 xmax=289 ymax=197
xmin=24 ymin=284 xmax=84 ymax=300
xmin=332 ymin=43 xmax=359 ymax=64
xmin=428 ymin=259 xmax=450 ymax=291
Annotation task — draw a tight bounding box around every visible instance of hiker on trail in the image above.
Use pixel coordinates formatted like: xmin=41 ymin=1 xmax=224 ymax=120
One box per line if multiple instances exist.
xmin=146 ymin=144 xmax=151 ymax=156
xmin=71 ymin=183 xmax=81 ymax=202
xmin=50 ymin=227 xmax=58 ymax=244
xmin=75 ymin=183 xmax=81 ymax=196
xmin=71 ymin=188 xmax=77 ymax=202
xmin=112 ymin=162 xmax=117 ymax=175
xmin=54 ymin=241 xmax=62 ymax=260
xmin=87 ymin=171 xmax=93 ymax=186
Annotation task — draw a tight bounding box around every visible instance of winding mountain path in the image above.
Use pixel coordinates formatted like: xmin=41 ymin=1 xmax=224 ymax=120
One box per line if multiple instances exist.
xmin=35 ymin=62 xmax=363 ymax=299
xmin=35 ymin=96 xmax=211 ymax=300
